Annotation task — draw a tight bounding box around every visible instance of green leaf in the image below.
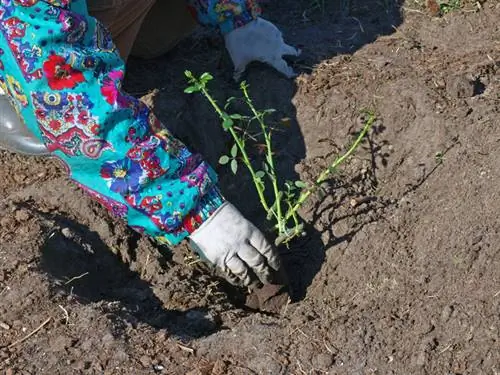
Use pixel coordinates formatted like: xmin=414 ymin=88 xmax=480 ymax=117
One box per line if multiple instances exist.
xmin=240 ymin=81 xmax=249 ymax=90
xmin=200 ymin=72 xmax=213 ymax=82
xmin=219 ymin=155 xmax=230 ymax=165
xmin=255 ymin=170 xmax=265 ymax=179
xmin=222 ymin=117 xmax=234 ymax=130
xmin=256 ymin=179 xmax=265 ymax=192
xmin=284 ymin=181 xmax=293 ymax=190
xmin=295 ymin=180 xmax=307 ymax=189
xmin=230 ymin=113 xmax=244 ymax=120
xmin=224 ymin=97 xmax=237 ymax=110
xmin=184 ymin=85 xmax=199 ymax=94
xmin=231 ymin=159 xmax=238 ymax=174
xmin=230 ymin=144 xmax=238 ymax=158
xmin=184 ymin=70 xmax=193 ymax=79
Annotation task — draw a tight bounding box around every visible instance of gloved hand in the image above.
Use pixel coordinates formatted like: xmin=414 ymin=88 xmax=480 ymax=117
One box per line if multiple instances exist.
xmin=189 ymin=202 xmax=281 ymax=287
xmin=224 ymin=17 xmax=301 ymax=81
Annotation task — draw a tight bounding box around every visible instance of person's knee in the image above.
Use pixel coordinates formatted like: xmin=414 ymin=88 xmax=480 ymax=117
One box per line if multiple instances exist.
xmin=130 ymin=0 xmax=197 ymax=59
xmin=87 ymin=0 xmax=157 ymax=61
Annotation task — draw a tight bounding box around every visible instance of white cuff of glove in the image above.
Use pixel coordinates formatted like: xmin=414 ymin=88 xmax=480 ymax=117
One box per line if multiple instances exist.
xmin=189 ymin=202 xmax=281 ymax=287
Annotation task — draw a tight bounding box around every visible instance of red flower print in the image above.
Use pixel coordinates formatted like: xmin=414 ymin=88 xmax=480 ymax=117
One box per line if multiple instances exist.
xmin=63 ymin=111 xmax=75 ymax=123
xmin=90 ymin=124 xmax=100 ymax=135
xmin=43 ymin=54 xmax=85 ymax=90
xmin=139 ymin=196 xmax=163 ymax=214
xmin=35 ymin=108 xmax=46 ymax=120
xmin=78 ymin=110 xmax=89 ymax=125
xmin=182 ymin=213 xmax=203 ymax=234
xmin=49 ymin=119 xmax=62 ymax=132
xmin=101 ymin=70 xmax=129 ymax=107
xmin=15 ymin=0 xmax=39 ymax=6
xmin=4 ymin=18 xmax=26 ymax=39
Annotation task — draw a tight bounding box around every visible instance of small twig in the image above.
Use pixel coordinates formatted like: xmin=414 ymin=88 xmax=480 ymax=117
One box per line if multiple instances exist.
xmin=297 ymin=328 xmax=311 ymax=340
xmin=351 ymin=16 xmax=365 ymax=33
xmin=402 ymin=6 xmax=425 ymax=14
xmin=426 ymin=294 xmax=440 ymax=298
xmin=176 ymin=342 xmax=195 ymax=355
xmin=350 ymin=196 xmax=377 ymax=207
xmin=7 ymin=317 xmax=52 ymax=349
xmin=346 ymin=32 xmax=359 ymax=41
xmin=439 ymin=344 xmax=453 ymax=354
xmin=64 ymin=272 xmax=89 ymax=285
xmin=323 ymin=339 xmax=335 ymax=355
xmin=187 ymin=258 xmax=203 ymax=267
xmin=141 ymin=253 xmax=150 ymax=279
xmin=296 ymin=360 xmax=308 ymax=375
xmin=203 ymin=281 xmax=220 ymax=299
xmin=233 ymin=365 xmax=258 ymax=374
xmin=281 ymin=297 xmax=291 ymax=316
xmin=58 ymin=305 xmax=70 ymax=325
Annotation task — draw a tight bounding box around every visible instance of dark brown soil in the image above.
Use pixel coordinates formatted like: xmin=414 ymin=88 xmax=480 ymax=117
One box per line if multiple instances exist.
xmin=1 ymin=1 xmax=500 ymax=374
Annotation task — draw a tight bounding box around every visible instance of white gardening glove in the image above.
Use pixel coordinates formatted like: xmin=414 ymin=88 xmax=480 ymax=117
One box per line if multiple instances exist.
xmin=224 ymin=17 xmax=301 ymax=81
xmin=189 ymin=202 xmax=281 ymax=287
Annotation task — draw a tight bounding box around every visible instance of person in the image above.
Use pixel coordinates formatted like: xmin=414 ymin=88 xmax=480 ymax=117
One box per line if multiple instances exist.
xmin=0 ymin=0 xmax=299 ymax=287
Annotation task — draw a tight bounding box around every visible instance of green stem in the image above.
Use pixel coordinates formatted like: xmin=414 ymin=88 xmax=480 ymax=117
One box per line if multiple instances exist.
xmin=198 ymin=85 xmax=272 ymax=215
xmin=284 ymin=113 xmax=375 ymax=222
xmin=242 ymin=85 xmax=285 ymax=234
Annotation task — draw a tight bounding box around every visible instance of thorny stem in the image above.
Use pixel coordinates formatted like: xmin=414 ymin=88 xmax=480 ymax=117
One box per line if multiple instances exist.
xmin=284 ymin=113 xmax=376 ymax=223
xmin=186 ymin=71 xmax=374 ymax=244
xmin=196 ymin=83 xmax=272 ymax=215
xmin=241 ymin=84 xmax=285 ymax=234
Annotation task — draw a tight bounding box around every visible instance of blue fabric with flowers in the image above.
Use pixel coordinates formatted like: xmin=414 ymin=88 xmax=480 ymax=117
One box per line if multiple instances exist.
xmin=187 ymin=0 xmax=261 ymax=34
xmin=0 ymin=0 xmax=246 ymax=246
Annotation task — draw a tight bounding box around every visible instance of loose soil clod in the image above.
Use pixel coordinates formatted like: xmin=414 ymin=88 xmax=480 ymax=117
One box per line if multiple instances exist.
xmin=245 ymin=284 xmax=290 ymax=314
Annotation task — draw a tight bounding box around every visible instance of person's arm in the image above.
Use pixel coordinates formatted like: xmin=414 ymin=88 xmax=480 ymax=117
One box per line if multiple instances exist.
xmin=0 ymin=1 xmax=281 ymax=286
xmin=0 ymin=1 xmax=225 ymax=246
xmin=186 ymin=0 xmax=261 ymax=34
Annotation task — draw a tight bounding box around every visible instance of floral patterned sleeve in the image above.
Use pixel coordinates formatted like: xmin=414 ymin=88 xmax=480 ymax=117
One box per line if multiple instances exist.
xmin=187 ymin=0 xmax=261 ymax=34
xmin=0 ymin=0 xmax=224 ymax=246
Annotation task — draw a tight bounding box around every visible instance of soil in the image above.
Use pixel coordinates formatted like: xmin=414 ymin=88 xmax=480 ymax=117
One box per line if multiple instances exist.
xmin=1 ymin=1 xmax=500 ymax=374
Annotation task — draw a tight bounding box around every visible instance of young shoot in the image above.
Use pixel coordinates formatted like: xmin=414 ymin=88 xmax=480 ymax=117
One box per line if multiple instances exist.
xmin=185 ymin=71 xmax=375 ymax=246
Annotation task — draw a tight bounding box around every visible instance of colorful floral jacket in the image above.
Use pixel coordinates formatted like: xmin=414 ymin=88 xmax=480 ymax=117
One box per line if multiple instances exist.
xmin=0 ymin=0 xmax=260 ymax=246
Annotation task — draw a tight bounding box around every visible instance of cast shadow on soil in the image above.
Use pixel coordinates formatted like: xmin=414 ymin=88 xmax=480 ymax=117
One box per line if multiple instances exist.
xmin=34 ymin=209 xmax=224 ymax=340
xmin=283 ymin=137 xmax=388 ymax=301
xmin=125 ymin=0 xmax=404 ymax=301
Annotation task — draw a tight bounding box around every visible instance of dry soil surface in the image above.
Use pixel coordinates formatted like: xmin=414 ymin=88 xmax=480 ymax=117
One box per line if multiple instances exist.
xmin=1 ymin=0 xmax=499 ymax=374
